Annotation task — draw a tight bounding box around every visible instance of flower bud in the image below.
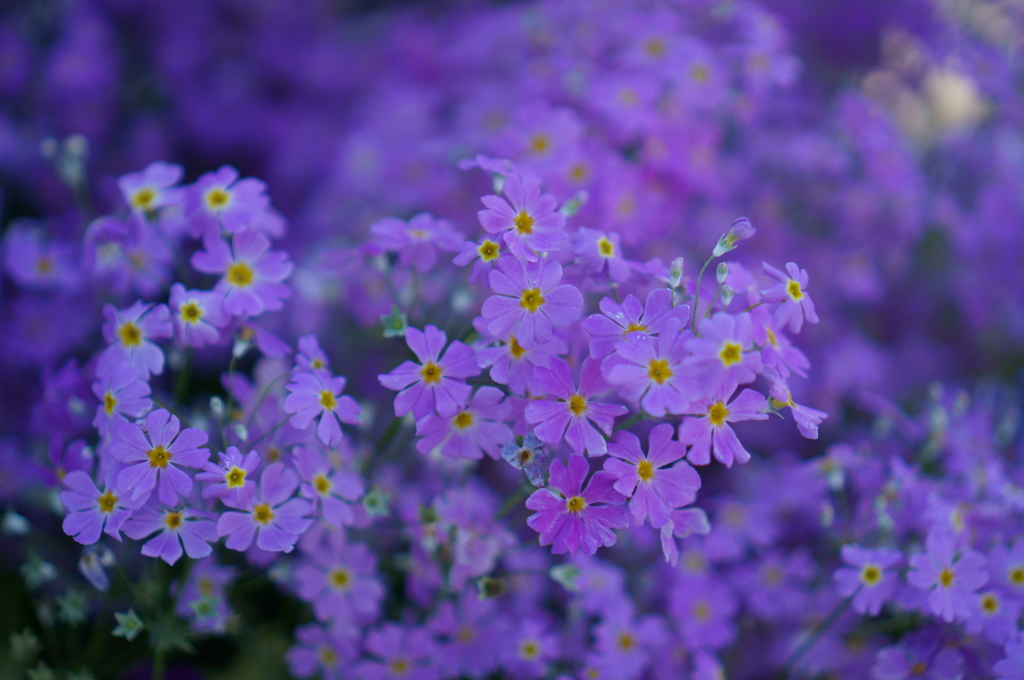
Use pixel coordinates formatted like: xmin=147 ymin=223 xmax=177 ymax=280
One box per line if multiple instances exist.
xmin=720 ymin=284 xmax=734 ymax=307
xmin=669 ymin=257 xmax=684 ymax=288
xmin=716 ymin=262 xmax=729 ymax=284
xmin=558 ymin=190 xmax=589 ymax=217
xmin=712 ymin=217 xmax=756 ymax=257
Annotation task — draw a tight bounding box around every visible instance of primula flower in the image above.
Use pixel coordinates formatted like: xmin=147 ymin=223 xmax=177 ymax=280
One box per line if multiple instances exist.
xmin=91 ymin=366 xmax=151 ymax=440
xmin=286 ymin=623 xmax=357 ymax=680
xmin=995 ymin=633 xmax=1024 ymax=680
xmin=604 ymin=319 xmax=696 ymax=416
xmin=474 ymin=319 xmax=566 ymax=396
xmin=122 ymin=504 xmax=217 ymax=566
xmin=186 ymin=165 xmax=270 ymax=237
xmin=832 ymin=544 xmax=902 ymax=616
xmin=764 ymin=368 xmax=828 ymax=439
xmin=428 ymin=589 xmax=503 ymax=679
xmin=284 ymin=371 xmax=362 ymax=447
xmin=191 ymin=231 xmax=293 ymax=317
xmin=685 ymin=312 xmax=762 ymax=393
xmin=501 ymin=433 xmax=548 ymax=487
xmin=964 ymin=589 xmax=1020 ymax=643
xmin=378 ymin=325 xmax=480 ymax=419
xmin=481 ymin=257 xmax=583 ymax=350
xmin=195 ymin=446 xmax=260 ymax=509
xmin=217 ymin=463 xmax=312 ymax=553
xmin=603 ymin=424 xmax=700 ymax=529
xmin=762 ymin=261 xmax=819 ymax=334
xmin=453 ymin=237 xmax=503 ymax=286
xmin=370 ymin=213 xmax=463 ymax=273
xmin=111 ymin=409 xmax=210 ymax=506
xmin=871 ymin=630 xmax=964 ymax=680
xmin=60 ymin=471 xmax=140 ymax=544
xmin=525 ymin=454 xmax=629 ymax=556
xmin=294 ymin=533 xmax=384 ymax=625
xmin=669 ymin=575 xmax=737 ymax=650
xmin=571 ymin=227 xmax=632 ymax=283
xmin=357 ymin=623 xmax=439 ymax=680
xmin=96 ymin=301 xmax=172 ymax=379
xmin=678 ymin=387 xmax=768 ymax=467
xmin=988 ymin=541 xmax=1024 ymax=602
xmin=415 ymin=386 xmax=512 ymax=460
xmin=118 ymin=161 xmax=183 ymax=215
xmin=525 ymin=358 xmax=627 ymax=456
xmin=295 ymin=335 xmax=331 ymax=374
xmin=500 ymin=620 xmax=558 ymax=680
xmin=168 ymin=284 xmax=226 ymax=348
xmin=583 ymin=289 xmax=689 ymax=360
xmin=477 ymin=171 xmax=566 ymax=261
xmin=293 ymin=446 xmax=364 ymax=527
xmin=907 ymin=531 xmax=988 ymax=622
xmin=2 ymin=221 xmax=80 ymax=291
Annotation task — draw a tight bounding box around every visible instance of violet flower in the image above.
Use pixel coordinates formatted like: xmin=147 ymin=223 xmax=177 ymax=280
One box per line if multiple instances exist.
xmin=286 ymin=623 xmax=356 ymax=680
xmin=762 ymin=261 xmax=819 ymax=334
xmin=293 ymin=533 xmax=384 ymax=625
xmin=477 ymin=171 xmax=566 ymax=262
xmin=907 ymin=531 xmax=988 ymax=622
xmin=583 ymin=289 xmax=689 ymax=360
xmin=685 ymin=312 xmax=762 ymax=394
xmin=293 ymin=446 xmax=364 ymax=527
xmin=60 ymin=470 xmax=140 ymax=545
xmin=370 ymin=212 xmax=463 ymax=273
xmin=604 ymin=318 xmax=696 ymax=416
xmin=185 ymin=165 xmax=270 ymax=237
xmin=480 ymin=257 xmax=583 ymax=349
xmin=678 ymin=387 xmax=768 ymax=467
xmin=96 ymin=301 xmax=172 ymax=379
xmin=415 ymin=386 xmax=512 ymax=460
xmin=452 ymin=237 xmax=503 ymax=286
xmin=217 ymin=463 xmax=312 ymax=553
xmin=832 ymin=544 xmax=902 ymax=616
xmin=91 ymin=365 xmax=151 ymax=441
xmin=111 ymin=409 xmax=210 ymax=506
xmin=123 ymin=504 xmax=217 ymax=566
xmin=195 ymin=446 xmax=260 ymax=509
xmin=191 ymin=231 xmax=293 ymax=317
xmin=501 ymin=433 xmax=548 ymax=487
xmin=284 ymin=370 xmax=362 ymax=448
xmin=357 ymin=623 xmax=439 ymax=680
xmin=118 ymin=161 xmax=183 ymax=215
xmin=571 ymin=227 xmax=632 ymax=283
xmin=169 ymin=283 xmax=226 ymax=348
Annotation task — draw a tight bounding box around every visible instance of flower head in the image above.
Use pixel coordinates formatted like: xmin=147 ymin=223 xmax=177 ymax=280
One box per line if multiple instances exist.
xmin=678 ymin=387 xmax=768 ymax=467
xmin=216 ymin=463 xmax=312 ymax=553
xmin=111 ymin=409 xmax=210 ymax=506
xmin=60 ymin=471 xmax=141 ymax=544
xmin=416 ymin=386 xmax=512 ymax=460
xmin=284 ymin=371 xmax=362 ymax=447
xmin=907 ymin=531 xmax=988 ymax=622
xmin=480 ymin=257 xmax=583 ymax=350
xmin=123 ymin=504 xmax=217 ymax=566
xmin=762 ymin=261 xmax=819 ymax=333
xmin=378 ymin=325 xmax=480 ymax=419
xmin=97 ymin=301 xmax=172 ymax=379
xmin=195 ymin=446 xmax=260 ymax=509
xmin=477 ymin=171 xmax=566 ymax=261
xmin=501 ymin=433 xmax=548 ymax=487
xmin=191 ymin=231 xmax=293 ymax=317
xmin=832 ymin=544 xmax=902 ymax=616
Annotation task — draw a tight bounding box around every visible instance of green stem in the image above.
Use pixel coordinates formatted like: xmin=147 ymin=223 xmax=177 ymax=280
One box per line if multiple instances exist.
xmin=152 ymin=647 xmax=167 ymax=680
xmin=771 ymin=593 xmax=854 ymax=680
xmin=173 ymin=347 xmax=192 ymax=408
xmin=496 ymin=484 xmax=533 ymax=520
xmin=691 ymin=255 xmax=715 ymax=335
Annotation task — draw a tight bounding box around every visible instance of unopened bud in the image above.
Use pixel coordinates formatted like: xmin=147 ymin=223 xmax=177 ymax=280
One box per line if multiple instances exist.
xmin=210 ymin=396 xmax=225 ymax=418
xmin=64 ymin=134 xmax=89 ymax=160
xmin=716 ymin=262 xmax=729 ymax=284
xmin=558 ymin=190 xmax=589 ymax=217
xmin=669 ymin=257 xmax=684 ymax=288
xmin=712 ymin=217 xmax=756 ymax=257
xmin=492 ymin=173 xmax=505 ymax=195
xmin=720 ymin=284 xmax=734 ymax=307
xmin=233 ymin=423 xmax=248 ymax=442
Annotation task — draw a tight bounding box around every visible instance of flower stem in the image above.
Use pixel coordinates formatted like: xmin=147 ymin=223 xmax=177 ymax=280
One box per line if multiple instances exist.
xmin=691 ymin=254 xmax=715 ymax=335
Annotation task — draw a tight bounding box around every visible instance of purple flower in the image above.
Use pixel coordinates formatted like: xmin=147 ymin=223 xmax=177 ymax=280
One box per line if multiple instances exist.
xmin=685 ymin=312 xmax=762 ymax=393
xmin=762 ymin=261 xmax=819 ymax=334
xmin=765 ymin=368 xmax=829 ymax=439
xmin=964 ymin=589 xmax=1021 ymax=643
xmin=500 ymin=620 xmax=558 ymax=680
xmin=583 ymin=289 xmax=689 ymax=360
xmin=452 ymin=237 xmax=503 ymax=286
xmin=995 ymin=632 xmax=1024 ymax=680
xmin=669 ymin=575 xmax=737 ymax=650
xmin=377 ymin=325 xmax=480 ymax=419
xmin=475 ymin=323 xmax=566 ymax=396
xmin=195 ymin=446 xmax=259 ymax=509
xmin=357 ymin=623 xmax=439 ymax=680
xmin=293 ymin=446 xmax=364 ymax=527
xmin=477 ymin=171 xmax=566 ymax=261
xmin=97 ymin=301 xmax=172 ymax=379
xmin=191 ymin=231 xmax=293 ymax=317
xmin=604 ymin=319 xmax=696 ymax=416
xmin=525 ymin=358 xmax=627 ymax=457
xmin=2 ymin=220 xmax=80 ymax=291
xmin=833 ymin=544 xmax=902 ymax=616
xmin=123 ymin=504 xmax=217 ymax=566
xmin=217 ymin=463 xmax=312 ymax=553
xmin=415 ymin=386 xmax=512 ymax=460
xmin=370 ymin=213 xmax=463 ymax=272
xmin=525 ymin=454 xmax=629 ymax=556
xmin=294 ymin=533 xmax=384 ymax=624
xmin=284 ymin=371 xmax=362 ymax=447
xmin=60 ymin=470 xmax=140 ymax=544
xmin=185 ymin=165 xmax=270 ymax=237
xmin=286 ymin=623 xmax=357 ymax=680
xmin=988 ymin=541 xmax=1024 ymax=603
xmin=603 ymin=424 xmax=700 ymax=529
xmin=480 ymin=257 xmax=582 ymax=349
xmin=428 ymin=588 xmax=503 ymax=678
xmin=118 ymin=161 xmax=183 ymax=215
xmin=169 ymin=283 xmax=226 ymax=348
xmin=712 ymin=217 xmax=756 ymax=257
xmin=501 ymin=433 xmax=548 ymax=487
xmin=571 ymin=227 xmax=632 ymax=283
xmin=295 ymin=335 xmax=331 ymax=374
xmin=678 ymin=387 xmax=768 ymax=467
xmin=907 ymin=531 xmax=988 ymax=622
xmin=112 ymin=409 xmax=210 ymax=506
xmin=91 ymin=366 xmax=151 ymax=441
xmin=871 ymin=630 xmax=964 ymax=680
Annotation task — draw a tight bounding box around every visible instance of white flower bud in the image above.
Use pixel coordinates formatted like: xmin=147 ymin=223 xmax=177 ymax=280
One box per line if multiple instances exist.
xmin=669 ymin=257 xmax=684 ymax=288
xmin=716 ymin=262 xmax=729 ymax=283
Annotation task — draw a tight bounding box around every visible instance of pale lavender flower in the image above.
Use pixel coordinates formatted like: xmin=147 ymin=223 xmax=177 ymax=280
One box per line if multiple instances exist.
xmin=453 ymin=237 xmax=503 ymax=286
xmin=908 ymin=531 xmax=988 ymax=622
xmin=477 ymin=171 xmax=566 ymax=262
xmin=678 ymin=387 xmax=768 ymax=467
xmin=571 ymin=227 xmax=632 ymax=283
xmin=195 ymin=447 xmax=260 ymax=509
xmin=871 ymin=630 xmax=963 ymax=680
xmin=96 ymin=301 xmax=172 ymax=379
xmin=118 ymin=161 xmax=183 ymax=215
xmin=604 ymin=319 xmax=697 ymax=416
xmin=284 ymin=371 xmax=362 ymax=447
xmin=502 ymin=434 xmax=548 ymax=487
xmin=217 ymin=463 xmax=312 ymax=553
xmin=378 ymin=325 xmax=480 ymax=419
xmin=293 ymin=446 xmax=364 ymax=527
xmin=685 ymin=312 xmax=762 ymax=393
xmin=583 ymin=289 xmax=689 ymax=360
xmin=186 ymin=165 xmax=270 ymax=237
xmin=764 ymin=368 xmax=828 ymax=439
xmin=762 ymin=261 xmax=819 ymax=334
xmin=415 ymin=386 xmax=512 ymax=460
xmin=169 ymin=283 xmax=226 ymax=348
xmin=293 ymin=532 xmax=384 ymax=625
xmin=833 ymin=544 xmax=902 ymax=616
xmin=370 ymin=213 xmax=463 ymax=273
xmin=123 ymin=504 xmax=217 ymax=566
xmin=91 ymin=366 xmax=151 ymax=440
xmin=191 ymin=231 xmax=293 ymax=317
xmin=112 ymin=409 xmax=209 ymax=506
xmin=480 ymin=257 xmax=583 ymax=349
xmin=60 ymin=470 xmax=141 ymax=544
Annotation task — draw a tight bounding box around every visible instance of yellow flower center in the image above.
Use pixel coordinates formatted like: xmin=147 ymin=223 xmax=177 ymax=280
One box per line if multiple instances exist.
xmin=566 ymin=496 xmax=587 ymax=513
xmin=314 ymin=473 xmax=332 ymax=495
xmin=693 ymin=600 xmax=711 ymax=620
xmin=253 ymin=503 xmax=274 ymax=525
xmin=103 ymin=392 xmax=118 ymax=416
xmin=147 ymin=446 xmax=171 ymax=468
xmin=766 ymin=328 xmax=779 ymax=347
xmin=597 ymin=237 xmax=615 ymax=257
xmin=453 ymin=412 xmax=474 ymax=430
xmin=529 ymin=134 xmax=550 ymax=155
xmin=266 ymin=445 xmax=281 ymax=462
xmin=982 ymin=593 xmax=999 ymax=613
xmin=318 ymin=647 xmax=338 ymax=666
xmin=164 ymin=511 xmax=183 ymax=529
xmin=624 ymin=322 xmax=647 ymax=336
xmin=118 ymin=322 xmax=142 ymax=347
xmin=520 ymin=288 xmax=545 ymax=312
xmin=227 ymin=262 xmax=254 ymax=287
xmin=226 ymin=467 xmax=246 ymax=488
xmin=508 ymin=336 xmax=527 ymax=359
xmin=569 ymin=163 xmax=589 ymax=182
xmin=647 ymin=358 xmax=673 ymax=384
xmin=519 ymin=640 xmax=540 ymax=660
xmin=181 ymin=302 xmax=202 ymax=323
xmin=910 ymin=662 xmax=927 ymax=676
xmin=617 ymin=633 xmax=636 ymax=651
xmin=329 ymin=568 xmax=352 ymax=590
xmin=517 ymin=448 xmax=534 ymax=465
xmin=787 ymin=279 xmax=803 ymax=300
xmin=478 ymin=240 xmax=500 ymax=261
xmin=205 ymin=187 xmax=230 ymax=210
xmin=311 ymin=358 xmax=324 ymax=369
xmin=388 ymin=658 xmax=411 ymax=675
xmin=691 ymin=63 xmax=710 ymax=82
xmin=420 ymin=362 xmax=443 ymax=384
xmin=132 ymin=187 xmax=157 ymax=210
xmin=939 ymin=568 xmax=954 ymax=588
xmin=719 ymin=342 xmax=742 ymax=367
xmin=708 ymin=401 xmax=730 ymax=427
xmin=637 ymin=459 xmax=655 ymax=483
xmin=319 ymin=391 xmax=336 ymax=410
xmin=645 ymin=37 xmax=666 ymax=58
xmin=36 ymin=256 xmax=54 ymax=274
xmin=568 ymin=395 xmax=587 ymax=416
xmin=1010 ymin=567 xmax=1024 ymax=585
xmin=514 ymin=211 xmax=535 ymax=235
xmin=861 ymin=565 xmax=882 ymax=586
xmin=97 ymin=491 xmax=118 ymax=513
xmin=456 ymin=626 xmax=475 ymax=643
xmin=618 ymin=88 xmax=638 ymax=106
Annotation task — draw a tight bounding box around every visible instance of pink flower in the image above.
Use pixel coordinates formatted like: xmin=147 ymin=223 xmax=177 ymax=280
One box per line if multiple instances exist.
xmin=378 ymin=325 xmax=480 ymax=419
xmin=415 ymin=386 xmax=512 ymax=460
xmin=191 ymin=231 xmax=293 ymax=317
xmin=761 ymin=261 xmax=819 ymax=333
xmin=284 ymin=371 xmax=362 ymax=448
xmin=481 ymin=257 xmax=583 ymax=350
xmin=477 ymin=171 xmax=566 ymax=261
xmin=525 ymin=358 xmax=627 ymax=457
xmin=525 ymin=454 xmax=629 ymax=556
xmin=678 ymin=387 xmax=768 ymax=467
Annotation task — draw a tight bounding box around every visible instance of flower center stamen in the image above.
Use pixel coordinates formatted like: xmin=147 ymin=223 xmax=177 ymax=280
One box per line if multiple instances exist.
xmin=119 ymin=322 xmax=142 ymax=347
xmin=164 ymin=511 xmax=183 ymax=529
xmin=566 ymin=496 xmax=587 ymax=513
xmin=181 ymin=302 xmax=202 ymax=323
xmin=787 ymin=280 xmax=803 ymax=300
xmin=647 ymin=358 xmax=673 ymax=384
xmin=719 ymin=342 xmax=742 ymax=367
xmin=637 ymin=460 xmax=655 ymax=483
xmin=226 ymin=467 xmax=246 ymax=488
xmin=478 ymin=240 xmax=500 ymax=261
xmin=147 ymin=445 xmax=171 ymax=468
xmin=514 ymin=211 xmax=535 ymax=234
xmin=314 ymin=473 xmax=332 ymax=495
xmin=227 ymin=262 xmax=254 ymax=287
xmin=420 ymin=362 xmax=443 ymax=383
xmin=568 ymin=395 xmax=587 ymax=416
xmin=597 ymin=237 xmax=615 ymax=257
xmin=453 ymin=412 xmax=474 ymax=430
xmin=253 ymin=503 xmax=274 ymax=525
xmin=861 ymin=565 xmax=882 ymax=585
xmin=205 ymin=187 xmax=230 ymax=210
xmin=319 ymin=391 xmax=336 ymax=410
xmin=708 ymin=401 xmax=729 ymax=427
xmin=520 ymin=288 xmax=545 ymax=312
xmin=97 ymin=491 xmax=117 ymax=513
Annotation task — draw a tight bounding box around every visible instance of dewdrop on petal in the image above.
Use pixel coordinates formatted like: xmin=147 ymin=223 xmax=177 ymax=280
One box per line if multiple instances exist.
xmin=713 ymin=217 xmax=755 ymax=257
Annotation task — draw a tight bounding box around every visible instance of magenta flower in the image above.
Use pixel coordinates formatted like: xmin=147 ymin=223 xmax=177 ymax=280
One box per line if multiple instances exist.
xmin=123 ymin=504 xmax=217 ymax=565
xmin=832 ymin=544 xmax=902 ymax=616
xmin=191 ymin=231 xmax=293 ymax=317
xmin=452 ymin=237 xmax=503 ymax=286
xmin=678 ymin=387 xmax=768 ymax=467
xmin=604 ymin=319 xmax=696 ymax=416
xmin=284 ymin=371 xmax=362 ymax=447
xmin=378 ymin=325 xmax=480 ymax=419
xmin=525 ymin=454 xmax=629 ymax=556
xmin=97 ymin=301 xmax=172 ymax=379
xmin=217 ymin=463 xmax=312 ymax=553
xmin=477 ymin=171 xmax=566 ymax=261
xmin=195 ymin=446 xmax=260 ymax=509
xmin=293 ymin=533 xmax=384 ymax=625
xmin=685 ymin=312 xmax=762 ymax=393
xmin=60 ymin=471 xmax=141 ymax=544
xmin=293 ymin=446 xmax=364 ymax=527
xmin=185 ymin=165 xmax=270 ymax=237
xmin=603 ymin=424 xmax=701 ymax=528
xmin=118 ymin=161 xmax=183 ymax=215
xmin=370 ymin=213 xmax=463 ymax=273
xmin=762 ymin=261 xmax=819 ymax=333
xmin=169 ymin=283 xmax=226 ymax=348
xmin=480 ymin=257 xmax=582 ymax=349
xmin=111 ymin=409 xmax=210 ymax=506
xmin=583 ymin=289 xmax=689 ymax=360
xmin=571 ymin=227 xmax=632 ymax=283
xmin=908 ymin=531 xmax=988 ymax=622
xmin=524 ymin=358 xmax=627 ymax=457
xmin=415 ymin=386 xmax=512 ymax=460
xmin=91 ymin=366 xmax=152 ymax=440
